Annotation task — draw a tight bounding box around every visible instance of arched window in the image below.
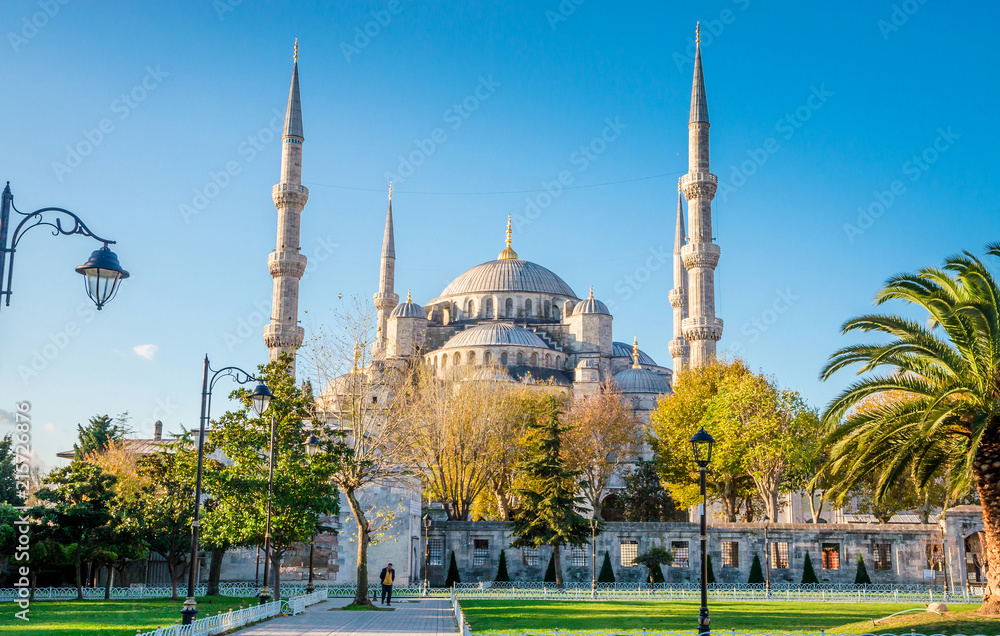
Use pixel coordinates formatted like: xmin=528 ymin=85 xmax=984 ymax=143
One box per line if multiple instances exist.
xmin=485 ymin=297 xmax=494 ymax=319
xmin=564 ymin=301 xmax=574 ymax=316
xmin=531 ymin=352 xmax=538 ymax=366
xmin=500 ymin=352 xmax=509 ymax=366
xmin=454 ymin=352 xmax=461 ymax=366
xmin=468 ymin=351 xmax=476 ymax=364
xmin=516 ymin=351 xmax=524 ymax=365
xmin=466 ymin=299 xmax=476 ymax=317
xmin=545 ymin=353 xmax=552 ymax=366
xmin=452 ymin=302 xmax=459 ymax=319
xmin=555 ymin=356 xmax=561 ymax=368
xmin=484 ymin=351 xmax=491 ymax=364
xmin=552 ymin=303 xmax=561 ymax=321
xmin=441 ymin=355 xmax=447 ymax=369
xmin=524 ymin=299 xmax=532 ymax=318
xmin=505 ymin=298 xmax=513 ymax=318
xmin=544 ymin=300 xmax=551 ymax=319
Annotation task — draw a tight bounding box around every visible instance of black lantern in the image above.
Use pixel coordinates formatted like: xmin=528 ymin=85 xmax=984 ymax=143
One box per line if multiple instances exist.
xmin=690 ymin=427 xmax=715 ymax=467
xmin=303 ymin=434 xmax=321 ymax=457
xmin=74 ymin=244 xmax=129 ymax=310
xmin=250 ymin=383 xmax=274 ymax=417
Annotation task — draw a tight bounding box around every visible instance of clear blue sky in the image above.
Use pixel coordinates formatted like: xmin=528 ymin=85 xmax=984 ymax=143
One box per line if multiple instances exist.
xmin=1 ymin=1 xmax=996 ymax=469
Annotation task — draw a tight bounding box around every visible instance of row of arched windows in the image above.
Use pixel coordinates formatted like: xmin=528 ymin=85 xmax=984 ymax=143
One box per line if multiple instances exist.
xmin=448 ymin=296 xmax=575 ymax=322
xmin=430 ymin=349 xmax=563 ymax=369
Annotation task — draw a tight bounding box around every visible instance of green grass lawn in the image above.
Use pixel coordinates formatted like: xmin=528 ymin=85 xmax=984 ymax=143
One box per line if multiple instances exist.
xmin=459 ymin=600 xmax=992 ymax=634
xmin=0 ymin=596 xmax=258 ymax=635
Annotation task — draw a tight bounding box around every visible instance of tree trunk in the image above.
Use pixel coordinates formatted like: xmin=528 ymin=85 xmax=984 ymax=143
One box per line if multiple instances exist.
xmin=74 ymin=551 xmax=83 ymax=601
xmin=270 ymin=549 xmax=282 ymax=601
xmin=28 ymin=569 xmax=36 ymax=602
xmin=208 ymin=546 xmax=226 ymax=596
xmin=808 ymin=489 xmax=826 ymax=524
xmin=552 ymin=544 xmax=564 ymax=588
xmin=103 ymin=564 xmax=113 ymax=600
xmin=167 ymin=555 xmax=180 ymax=601
xmin=345 ymin=487 xmax=373 ymax=605
xmin=591 ymin=494 xmax=603 ymax=521
xmin=494 ymin=487 xmax=511 ymax=521
xmin=973 ymin=439 xmax=1000 ymax=614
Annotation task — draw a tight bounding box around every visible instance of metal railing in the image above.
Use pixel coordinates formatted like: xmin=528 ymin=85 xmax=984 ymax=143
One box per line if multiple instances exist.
xmin=135 ymin=600 xmax=282 ymax=636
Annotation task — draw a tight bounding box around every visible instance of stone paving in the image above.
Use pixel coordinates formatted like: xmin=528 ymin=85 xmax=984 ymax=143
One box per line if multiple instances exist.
xmin=233 ymin=597 xmax=460 ymax=635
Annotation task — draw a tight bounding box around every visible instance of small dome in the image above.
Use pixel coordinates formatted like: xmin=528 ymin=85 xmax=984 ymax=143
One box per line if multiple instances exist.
xmin=441 ymin=322 xmax=549 ymax=350
xmin=613 ymin=367 xmax=670 ymax=395
xmin=574 ymin=297 xmax=610 ymax=316
xmin=576 ymin=357 xmax=600 ymax=369
xmin=612 ymin=341 xmax=657 ymax=366
xmin=390 ymin=300 xmax=425 ymax=319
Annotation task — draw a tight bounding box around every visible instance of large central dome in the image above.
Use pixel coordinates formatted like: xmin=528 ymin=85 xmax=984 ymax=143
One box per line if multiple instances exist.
xmin=433 ymin=258 xmax=578 ymax=300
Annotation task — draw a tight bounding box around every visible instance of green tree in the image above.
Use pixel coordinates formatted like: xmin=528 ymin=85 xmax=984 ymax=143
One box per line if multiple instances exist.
xmin=748 ymin=553 xmax=764 ymax=584
xmin=0 ymin=505 xmax=73 ymax=600
xmin=33 ymin=462 xmax=117 ymax=600
xmin=509 ymin=396 xmax=591 ymax=588
xmin=0 ymin=436 xmax=23 ymax=506
xmin=202 ymin=355 xmax=344 ymax=601
xmin=817 ymin=245 xmax=1000 ymax=612
xmin=73 ymin=414 xmax=129 ymax=460
xmin=801 ymin=552 xmax=819 ymax=584
xmin=597 ymin=551 xmax=615 ymax=583
xmin=707 ymin=554 xmax=716 ymax=584
xmin=855 ymin=554 xmax=871 ymax=585
xmin=445 ymin=551 xmax=461 ymax=587
xmin=618 ymin=459 xmax=676 ymax=522
xmin=633 ymin=546 xmax=673 ymax=584
xmin=494 ymin=548 xmax=510 ymax=582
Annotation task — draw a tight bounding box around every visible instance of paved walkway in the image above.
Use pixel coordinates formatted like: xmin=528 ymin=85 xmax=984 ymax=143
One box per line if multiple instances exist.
xmin=234 ymin=598 xmax=460 ymax=635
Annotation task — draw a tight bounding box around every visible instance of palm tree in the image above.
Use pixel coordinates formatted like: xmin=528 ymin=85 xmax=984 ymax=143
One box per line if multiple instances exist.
xmin=819 ymin=243 xmax=1000 ymax=613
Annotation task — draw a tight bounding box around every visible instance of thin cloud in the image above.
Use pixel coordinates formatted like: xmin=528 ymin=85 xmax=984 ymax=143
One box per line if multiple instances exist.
xmin=133 ymin=344 xmax=159 ymax=360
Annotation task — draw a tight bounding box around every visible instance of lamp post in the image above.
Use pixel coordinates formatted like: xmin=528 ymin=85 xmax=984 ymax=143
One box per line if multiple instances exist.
xmin=0 ymin=182 xmax=128 ymax=312
xmin=690 ymin=427 xmax=715 ymax=636
xmin=302 ymin=433 xmax=322 ymax=595
xmin=181 ymin=356 xmax=272 ymax=625
xmin=590 ymin=517 xmax=598 ymax=598
xmin=259 ymin=410 xmax=279 ymax=605
xmin=763 ymin=515 xmax=771 ymax=599
xmin=423 ymin=515 xmax=432 ymax=595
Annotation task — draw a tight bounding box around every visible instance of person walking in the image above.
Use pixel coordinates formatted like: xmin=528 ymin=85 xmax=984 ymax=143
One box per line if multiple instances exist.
xmin=379 ymin=562 xmax=395 ymax=605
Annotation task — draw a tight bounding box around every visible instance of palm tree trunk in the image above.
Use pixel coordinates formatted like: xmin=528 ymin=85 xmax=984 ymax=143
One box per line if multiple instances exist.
xmin=973 ymin=440 xmax=1000 ymax=614
xmin=345 ymin=487 xmax=373 ymax=606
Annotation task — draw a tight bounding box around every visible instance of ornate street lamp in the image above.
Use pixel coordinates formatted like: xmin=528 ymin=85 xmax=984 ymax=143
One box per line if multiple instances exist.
xmin=690 ymin=427 xmax=714 ymax=635
xmin=303 ymin=434 xmax=321 ymax=457
xmin=1 ymin=182 xmax=128 ymax=312
xmin=591 ymin=517 xmax=599 ymax=599
xmin=763 ymin=515 xmax=771 ymax=598
xmin=181 ymin=357 xmax=271 ymax=625
xmin=423 ymin=515 xmax=432 ymax=596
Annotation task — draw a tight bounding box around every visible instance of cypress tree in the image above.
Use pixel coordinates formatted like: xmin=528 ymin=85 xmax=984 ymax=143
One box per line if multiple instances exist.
xmin=801 ymin=552 xmax=819 ymax=585
xmin=651 ymin=564 xmax=665 ymax=583
xmin=543 ymin=552 xmax=557 ymax=582
xmin=748 ymin=553 xmax=765 ymax=584
xmin=445 ymin=551 xmax=461 ymax=587
xmin=494 ymin=549 xmax=510 ymax=582
xmin=598 ymin=551 xmax=615 ymax=583
xmin=707 ymin=554 xmax=716 ymax=584
xmin=854 ymin=554 xmax=872 ymax=585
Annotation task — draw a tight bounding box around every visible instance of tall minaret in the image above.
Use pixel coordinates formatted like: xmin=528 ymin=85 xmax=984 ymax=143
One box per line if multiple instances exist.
xmin=680 ymin=23 xmax=723 ymax=367
xmin=668 ymin=186 xmax=690 ymax=372
xmin=374 ymin=184 xmax=398 ymax=355
xmin=264 ymin=39 xmax=309 ymax=370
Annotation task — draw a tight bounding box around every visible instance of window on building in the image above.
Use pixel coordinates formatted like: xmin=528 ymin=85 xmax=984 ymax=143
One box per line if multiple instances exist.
xmin=505 ymin=298 xmax=513 ymax=318
xmin=926 ymin=544 xmax=945 ymax=571
xmin=473 ymin=539 xmax=490 ymax=566
xmin=516 ymin=351 xmax=524 ymax=365
xmin=545 ymin=353 xmax=552 ymax=367
xmin=484 ymin=351 xmax=491 ymax=364
xmin=485 ymin=298 xmax=494 ymax=318
xmin=453 ymin=353 xmax=461 ymax=366
xmin=671 ymin=541 xmax=689 ymax=568
xmin=771 ymin=542 xmax=789 ymax=569
xmin=429 ymin=538 xmax=443 ymax=566
xmin=522 ymin=547 xmax=539 ymax=566
xmin=822 ymin=543 xmax=840 ymax=570
xmin=501 ymin=352 xmax=509 ymax=365
xmin=875 ymin=544 xmax=892 ymax=571
xmin=525 ymin=299 xmax=532 ymax=317
xmin=531 ymin=352 xmax=538 ymax=366
xmin=620 ymin=540 xmax=638 ymax=567
xmin=569 ymin=546 xmax=587 ymax=567
xmin=721 ymin=542 xmax=739 ymax=568
xmin=440 ymin=355 xmax=447 ymax=368
xmin=468 ymin=351 xmax=476 ymax=364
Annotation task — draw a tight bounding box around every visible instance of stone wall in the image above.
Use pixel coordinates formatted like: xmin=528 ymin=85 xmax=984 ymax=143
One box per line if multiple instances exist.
xmin=422 ymin=520 xmax=945 ymax=587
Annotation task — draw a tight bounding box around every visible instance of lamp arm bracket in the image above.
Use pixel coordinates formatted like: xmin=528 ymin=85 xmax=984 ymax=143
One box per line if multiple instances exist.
xmin=8 ymin=203 xmax=116 ymax=251
xmin=209 ymin=365 xmax=259 ymax=392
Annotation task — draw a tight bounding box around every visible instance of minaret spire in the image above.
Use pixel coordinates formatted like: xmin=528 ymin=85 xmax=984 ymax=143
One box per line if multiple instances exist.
xmin=668 ymin=185 xmax=690 ymax=372
xmin=374 ymin=183 xmax=399 ymax=354
xmin=264 ymin=40 xmax=310 ymax=372
xmin=497 ymin=214 xmax=519 ymax=260
xmin=680 ymin=23 xmax=723 ymax=367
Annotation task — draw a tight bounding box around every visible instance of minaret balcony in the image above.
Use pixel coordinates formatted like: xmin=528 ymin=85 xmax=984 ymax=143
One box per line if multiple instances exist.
xmin=680 ymin=243 xmax=721 ymax=270
xmin=668 ymin=288 xmax=687 ymax=308
xmin=271 ymin=183 xmax=310 ymax=208
xmin=267 ymin=251 xmax=308 ymax=278
xmin=680 ymin=172 xmax=717 ymax=200
xmin=263 ymin=322 xmax=305 ymax=349
xmin=682 ymin=316 xmax=724 ymax=342
xmin=668 ymin=338 xmax=690 ymax=358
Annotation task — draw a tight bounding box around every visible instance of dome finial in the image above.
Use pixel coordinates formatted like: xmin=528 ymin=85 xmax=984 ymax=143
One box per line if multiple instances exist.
xmin=388 ymin=181 xmax=392 ymax=201
xmin=695 ymin=21 xmax=700 ymax=45
xmin=497 ymin=214 xmax=519 ymax=260
xmin=407 ymin=288 xmax=411 ymax=302
xmin=294 ymin=37 xmax=299 ymax=62
xmin=632 ymin=337 xmax=641 ymax=369
xmin=588 ymin=285 xmax=594 ymax=300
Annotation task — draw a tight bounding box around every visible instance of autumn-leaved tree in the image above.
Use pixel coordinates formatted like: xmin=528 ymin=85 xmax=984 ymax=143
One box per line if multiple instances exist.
xmin=562 ymin=381 xmax=642 ymax=520
xmin=73 ymin=414 xmax=130 ymax=460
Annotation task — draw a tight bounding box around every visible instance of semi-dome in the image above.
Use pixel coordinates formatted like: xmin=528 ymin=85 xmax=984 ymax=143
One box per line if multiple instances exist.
xmin=390 ymin=291 xmax=426 ymax=318
xmin=433 ymin=259 xmax=577 ymax=301
xmin=612 ymin=341 xmax=657 ymax=366
xmin=573 ymin=287 xmax=610 ymax=315
xmin=613 ymin=367 xmax=670 ymax=394
xmin=441 ymin=322 xmax=550 ymax=350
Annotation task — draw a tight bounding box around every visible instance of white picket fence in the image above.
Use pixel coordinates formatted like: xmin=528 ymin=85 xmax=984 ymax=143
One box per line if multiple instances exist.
xmin=133 ymin=591 xmax=325 ymax=636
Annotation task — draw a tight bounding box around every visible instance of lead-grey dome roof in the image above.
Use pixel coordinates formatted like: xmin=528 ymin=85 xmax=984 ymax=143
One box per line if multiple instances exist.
xmin=613 ymin=367 xmax=670 ymax=394
xmin=433 ymin=259 xmax=577 ymax=300
xmin=574 ymin=297 xmax=610 ymax=316
xmin=441 ymin=323 xmax=550 ymax=350
xmin=390 ymin=300 xmax=425 ymax=319
xmin=612 ymin=341 xmax=657 ymax=366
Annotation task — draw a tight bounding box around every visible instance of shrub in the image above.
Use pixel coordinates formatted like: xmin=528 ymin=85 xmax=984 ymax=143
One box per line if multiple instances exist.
xmin=855 ymin=554 xmax=872 ymax=585
xmin=801 ymin=552 xmax=818 ymax=584
xmin=543 ymin=552 xmax=556 ymax=582
xmin=598 ymin=551 xmax=615 ymax=583
xmin=748 ymin=553 xmax=764 ymax=584
xmin=445 ymin=552 xmax=461 ymax=587
xmin=494 ymin=549 xmax=510 ymax=582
